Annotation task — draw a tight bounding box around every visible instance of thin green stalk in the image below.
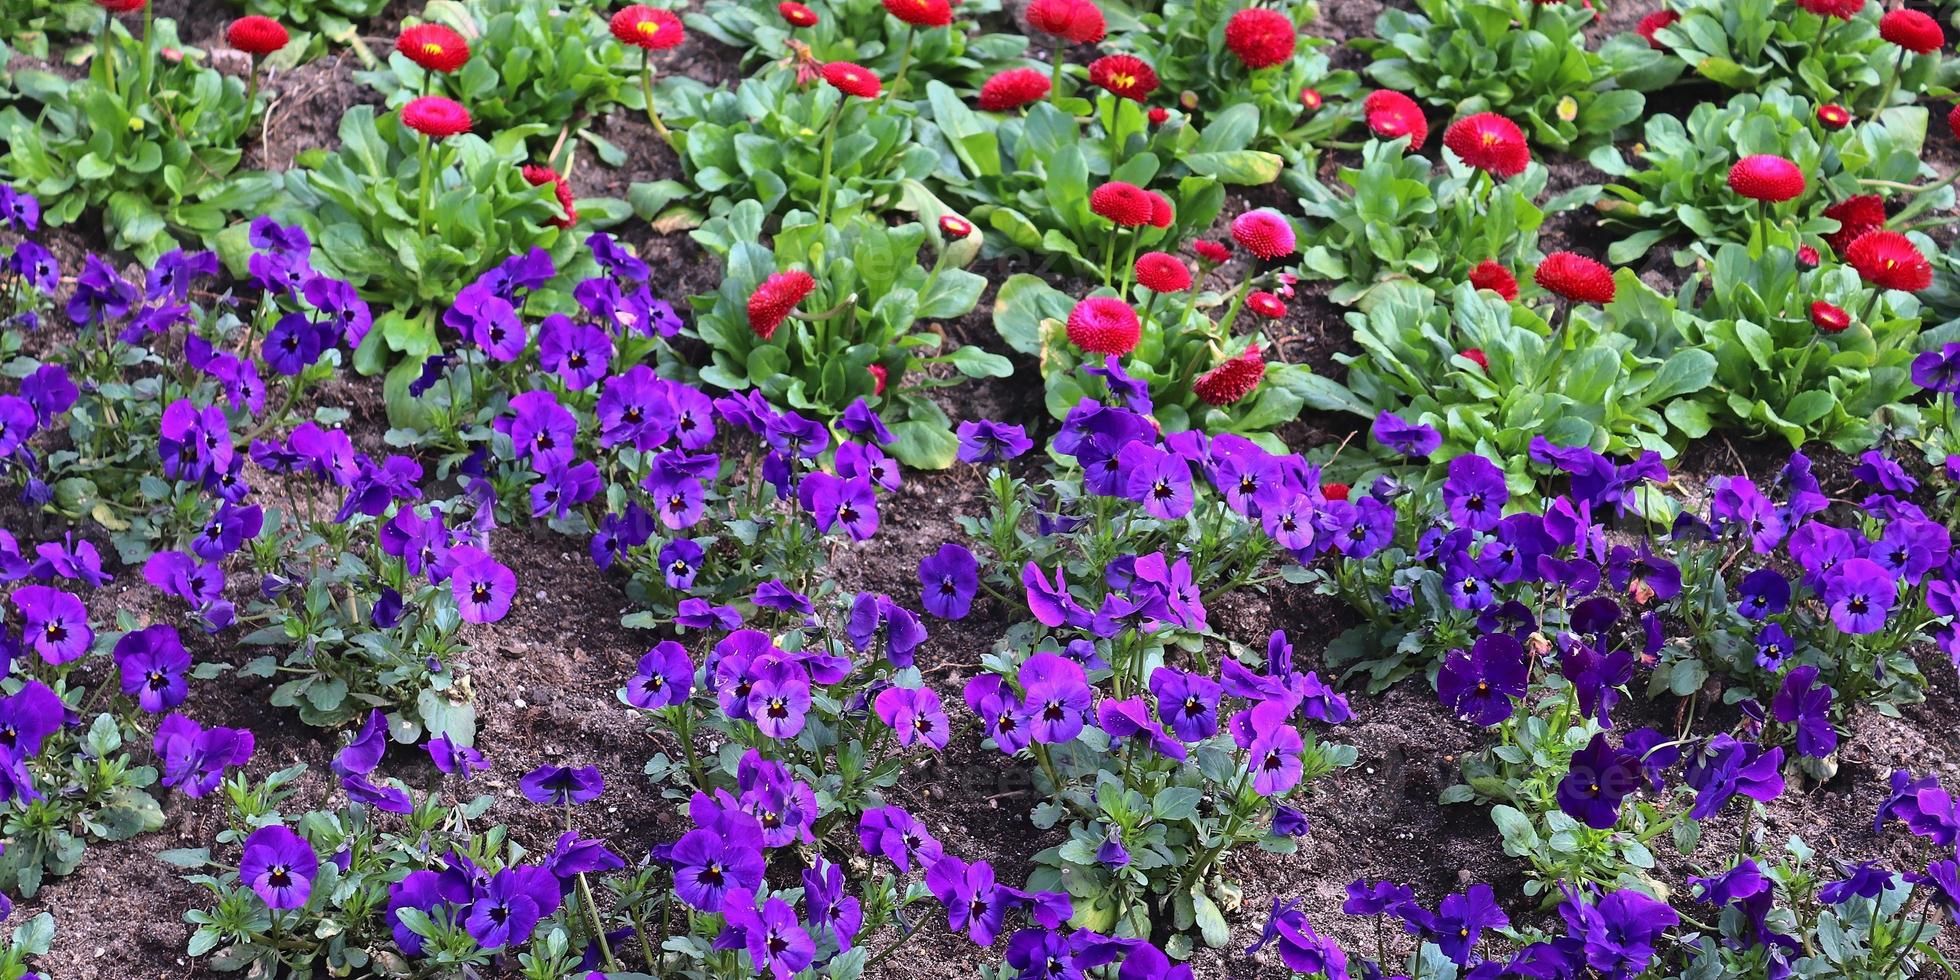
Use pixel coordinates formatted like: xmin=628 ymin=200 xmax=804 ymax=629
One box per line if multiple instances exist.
xmin=578 ymin=872 xmax=622 ymax=971
xmin=1213 ymin=268 xmax=1257 ymax=339
xmin=815 ymin=101 xmax=845 ymax=228
xmin=1871 ymin=46 xmax=1907 ymax=122
xmin=97 ymin=9 xmax=118 ymax=92
xmin=417 ymin=134 xmax=434 ymax=237
xmin=889 ymin=27 xmax=916 ymax=100
xmin=1050 ymin=43 xmax=1067 ymax=102
xmin=641 ymin=49 xmax=672 ymax=144
xmin=137 ymin=0 xmax=154 ymax=98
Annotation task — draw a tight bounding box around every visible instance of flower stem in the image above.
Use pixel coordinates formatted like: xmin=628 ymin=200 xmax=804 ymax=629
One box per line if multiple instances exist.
xmin=97 ymin=9 xmax=118 ymax=92
xmin=1214 ymin=267 xmax=1257 ymax=339
xmin=578 ymin=872 xmax=621 ymax=971
xmin=1049 ymin=43 xmax=1067 ymax=103
xmin=1871 ymin=46 xmax=1907 ymax=123
xmin=417 ymin=134 xmax=433 ymax=238
xmin=815 ymin=101 xmax=845 ymax=228
xmin=641 ymin=50 xmax=672 ymax=145
xmin=889 ymin=27 xmax=916 ymax=101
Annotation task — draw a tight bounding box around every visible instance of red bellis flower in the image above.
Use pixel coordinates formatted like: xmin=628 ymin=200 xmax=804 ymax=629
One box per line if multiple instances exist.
xmin=940 ymin=215 xmax=974 ymax=238
xmin=1468 ymin=260 xmax=1519 ymax=300
xmin=1067 ymin=297 xmax=1142 ymax=355
xmin=748 ymin=271 xmax=817 ymax=340
xmin=1726 ymin=154 xmax=1806 ymax=202
xmin=978 ymin=68 xmax=1051 ymax=111
xmin=1224 ymin=8 xmax=1297 ymax=70
xmin=402 ymin=97 xmax=472 ymax=139
xmin=1089 ymin=55 xmax=1159 ymax=102
xmin=1460 ymin=348 xmax=1489 ymax=371
xmin=227 ymin=16 xmax=290 ymax=57
xmin=1810 ymin=301 xmax=1852 ymax=333
xmin=1193 ymin=346 xmax=1266 ymax=405
xmin=1844 ymin=231 xmax=1932 ymax=292
xmin=1443 ymin=113 xmax=1530 ymax=179
xmin=611 ymin=6 xmax=686 ymax=51
xmin=397 ymin=24 xmax=469 ymax=73
xmin=1090 ymin=182 xmax=1156 ymax=227
xmin=867 ymin=364 xmax=888 ymax=395
xmin=1947 ymin=103 xmax=1960 ymax=142
xmin=779 ymin=1 xmax=819 ymax=26
xmin=1879 ymin=8 xmax=1943 ymax=54
xmin=1534 ymin=252 xmax=1616 ymax=305
xmin=1364 ymin=90 xmax=1428 ymax=149
xmin=1817 ymin=104 xmax=1851 ymax=130
xmin=1246 ymin=291 xmax=1286 ymax=318
xmin=883 ymin=0 xmax=953 ymax=28
xmin=1636 ymin=9 xmax=1679 ymax=48
xmin=1823 ymin=195 xmax=1886 ymax=255
xmin=822 ymin=62 xmax=882 ymax=98
xmin=95 ymin=0 xmax=146 ymax=12
xmin=521 ymin=165 xmax=578 ymax=230
xmin=1321 ymin=482 xmax=1350 ymax=501
xmin=1797 ymin=244 xmax=1821 ymax=267
xmin=1148 ymin=107 xmax=1171 ymax=125
xmin=1300 ymin=88 xmax=1322 ymax=111
xmin=1193 ymin=240 xmax=1231 ymax=264
xmin=1146 ymin=192 xmax=1174 ymax=229
xmin=1135 ymin=252 xmax=1192 ymax=293
xmin=1027 ymin=0 xmax=1107 ymax=44
xmin=1231 ymin=209 xmax=1296 ymax=260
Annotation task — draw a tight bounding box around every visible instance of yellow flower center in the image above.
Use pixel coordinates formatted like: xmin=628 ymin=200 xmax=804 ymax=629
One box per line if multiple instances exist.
xmin=423 ymin=42 xmax=444 ymax=56
xmin=638 ymin=20 xmax=660 ymax=35
xmin=1113 ymin=73 xmax=1135 ymax=88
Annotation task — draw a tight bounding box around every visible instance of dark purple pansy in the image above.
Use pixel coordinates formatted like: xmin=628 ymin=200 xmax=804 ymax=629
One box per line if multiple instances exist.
xmin=520 ymin=764 xmax=605 ymax=805
xmin=240 ymin=825 xmax=319 ymax=910
xmin=1557 ymin=733 xmax=1642 ymax=830
xmin=114 ymin=624 xmax=190 ymax=714
xmin=917 ymin=543 xmax=979 ymax=620
xmin=1436 ymin=634 xmax=1527 ymax=727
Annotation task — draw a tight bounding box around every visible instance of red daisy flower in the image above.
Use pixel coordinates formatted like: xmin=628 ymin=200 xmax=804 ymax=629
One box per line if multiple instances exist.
xmin=1135 ymin=252 xmax=1192 ymax=293
xmin=396 ymin=24 xmax=470 ymax=74
xmin=1810 ymin=301 xmax=1851 ymax=333
xmin=1321 ymin=482 xmax=1350 ymax=501
xmin=1879 ymin=8 xmax=1942 ymax=54
xmin=1636 ymin=9 xmax=1679 ymax=48
xmin=521 ymin=165 xmax=578 ymax=229
xmin=1533 ymin=251 xmax=1616 ymax=304
xmin=1797 ymin=244 xmax=1821 ymax=267
xmin=1088 ymin=54 xmax=1159 ymax=102
xmin=1066 ymin=297 xmax=1141 ymax=355
xmin=748 ymin=271 xmax=817 ymax=340
xmin=1460 ymin=348 xmax=1489 ymax=371
xmin=883 ymin=0 xmax=952 ymax=28
xmin=1948 ymin=103 xmax=1960 ymax=142
xmin=1146 ymin=192 xmax=1174 ymax=229
xmin=1247 ymin=290 xmax=1286 ymax=318
xmin=939 ymin=215 xmax=974 ymax=238
xmin=1363 ymin=89 xmax=1428 ymax=149
xmin=779 ymin=1 xmax=819 ymax=26
xmin=1027 ymin=0 xmax=1106 ymax=44
xmin=1193 ymin=346 xmax=1266 ymax=405
xmin=1796 ymin=0 xmax=1864 ymax=17
xmin=1224 ymin=8 xmax=1296 ymax=70
xmin=611 ymin=5 xmax=686 ymax=51
xmin=1193 ymin=240 xmax=1231 ymax=263
xmin=1823 ymin=194 xmax=1886 ymax=255
xmin=1148 ymin=106 xmax=1170 ymax=125
xmin=1090 ymin=181 xmax=1155 ymax=227
xmin=402 ymin=96 xmax=472 ymax=139
xmin=1300 ymin=87 xmax=1322 ymax=111
xmin=1726 ymin=154 xmax=1806 ymax=202
xmin=977 ymin=67 xmax=1051 ymax=111
xmin=1443 ymin=113 xmax=1530 ymax=178
xmin=1817 ymin=103 xmax=1851 ymax=130
xmin=1230 ymin=208 xmax=1296 ymax=259
xmin=868 ymin=364 xmax=888 ymax=395
xmin=822 ymin=61 xmax=882 ymax=98
xmin=95 ymin=0 xmax=146 ymax=13
xmin=1844 ymin=230 xmax=1932 ymax=292
xmin=227 ymin=16 xmax=290 ymax=57
xmin=1468 ymin=259 xmax=1519 ymax=300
